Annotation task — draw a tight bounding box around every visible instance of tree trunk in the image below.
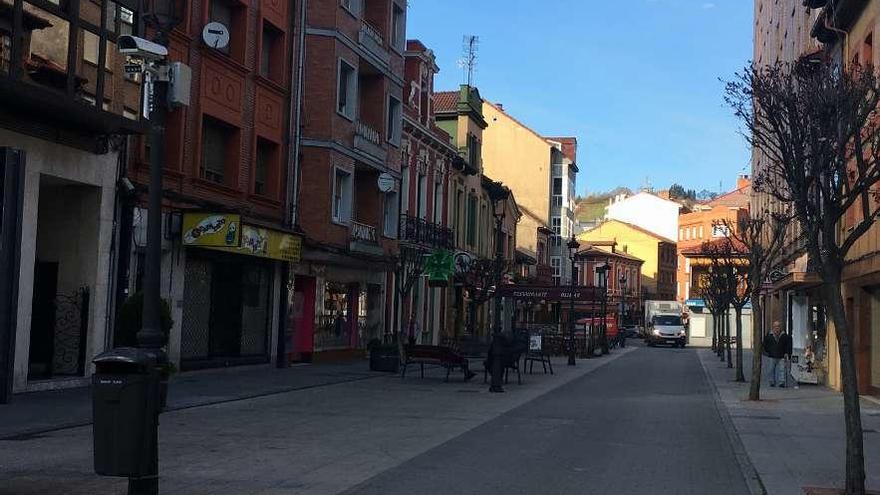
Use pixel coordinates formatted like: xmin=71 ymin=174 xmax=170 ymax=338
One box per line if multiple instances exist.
xmin=749 ymin=293 xmax=764 ymax=401
xmin=734 ymin=306 xmax=745 ymax=382
xmin=711 ymin=314 xmax=717 ymax=352
xmin=719 ymin=312 xmax=726 ymax=361
xmin=726 ymin=310 xmax=733 ymax=367
xmin=822 ymin=281 xmax=867 ymax=495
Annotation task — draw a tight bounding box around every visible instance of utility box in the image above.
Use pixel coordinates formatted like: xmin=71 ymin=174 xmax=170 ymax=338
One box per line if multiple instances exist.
xmin=92 ymin=348 xmax=159 ymax=478
xmin=168 ymin=62 xmax=192 ymax=108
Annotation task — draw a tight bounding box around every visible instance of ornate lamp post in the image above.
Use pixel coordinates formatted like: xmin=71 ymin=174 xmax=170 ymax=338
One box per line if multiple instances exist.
xmin=596 ymin=262 xmax=610 ymax=355
xmin=489 ymin=193 xmax=507 ymax=393
xmin=566 ymin=235 xmax=580 ymax=366
xmin=618 ymin=272 xmax=627 ymax=347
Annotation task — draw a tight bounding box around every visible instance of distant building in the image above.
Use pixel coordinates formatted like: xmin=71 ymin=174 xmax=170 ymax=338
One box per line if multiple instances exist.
xmin=577 ymin=220 xmax=677 ymax=302
xmin=575 ymin=244 xmax=644 ymax=327
xmin=676 ymin=175 xmax=751 ymax=302
xmin=605 ymin=191 xmax=681 ymax=242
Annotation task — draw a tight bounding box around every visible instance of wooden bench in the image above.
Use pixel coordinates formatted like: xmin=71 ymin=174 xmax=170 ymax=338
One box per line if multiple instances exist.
xmin=401 ymin=345 xmax=474 ymax=382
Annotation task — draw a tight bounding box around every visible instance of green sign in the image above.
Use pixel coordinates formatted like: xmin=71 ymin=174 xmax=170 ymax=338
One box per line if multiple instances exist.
xmin=425 ymin=249 xmax=455 ymax=287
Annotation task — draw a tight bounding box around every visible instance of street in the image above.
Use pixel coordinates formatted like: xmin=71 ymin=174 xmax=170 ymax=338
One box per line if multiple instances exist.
xmin=1 ymin=343 xmax=751 ymax=495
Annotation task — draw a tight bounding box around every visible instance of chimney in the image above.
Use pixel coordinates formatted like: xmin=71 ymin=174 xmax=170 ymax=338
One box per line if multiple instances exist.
xmin=497 ymin=103 xmax=504 ymax=111
xmin=737 ymin=174 xmax=751 ymax=190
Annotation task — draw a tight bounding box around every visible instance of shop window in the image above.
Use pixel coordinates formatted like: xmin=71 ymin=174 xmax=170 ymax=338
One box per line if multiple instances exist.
xmin=333 ymin=168 xmax=352 ymax=223
xmin=337 ymin=59 xmax=356 ymax=120
xmin=391 ymin=2 xmax=405 ymax=52
xmin=201 ymin=116 xmax=236 ymax=185
xmin=254 ymin=137 xmax=277 ymax=197
xmin=387 ymin=95 xmax=402 ymax=145
xmin=260 ymin=21 xmax=283 ymax=83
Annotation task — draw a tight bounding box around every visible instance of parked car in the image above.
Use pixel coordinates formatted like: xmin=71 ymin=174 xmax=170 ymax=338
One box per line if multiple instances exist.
xmin=645 ymin=314 xmax=687 ymax=348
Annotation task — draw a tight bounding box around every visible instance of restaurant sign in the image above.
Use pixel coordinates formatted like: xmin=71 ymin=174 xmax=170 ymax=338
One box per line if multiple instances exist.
xmin=495 ymin=285 xmax=602 ymax=302
xmin=209 ymin=224 xmax=302 ymax=263
xmin=183 ymin=214 xmax=302 ymax=263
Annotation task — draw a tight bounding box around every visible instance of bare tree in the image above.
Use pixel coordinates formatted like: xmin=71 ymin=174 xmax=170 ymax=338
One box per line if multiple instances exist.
xmin=458 ymin=256 xmax=509 ymax=337
xmin=726 ymin=60 xmax=878 ymax=494
xmin=699 ymin=250 xmax=734 ymax=364
xmin=394 ymin=246 xmax=427 ymax=355
xmin=724 ymin=211 xmax=788 ymax=400
xmin=704 ymin=235 xmax=751 ymax=382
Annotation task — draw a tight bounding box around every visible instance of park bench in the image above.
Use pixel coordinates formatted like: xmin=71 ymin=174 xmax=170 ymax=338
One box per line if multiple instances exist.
xmin=401 ymin=344 xmax=474 ymax=382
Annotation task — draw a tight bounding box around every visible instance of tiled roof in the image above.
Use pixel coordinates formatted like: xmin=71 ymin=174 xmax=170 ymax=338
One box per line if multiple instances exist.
xmin=680 ymin=237 xmax=748 ymax=257
xmin=708 ymin=184 xmax=751 ymax=208
xmin=434 ymin=91 xmax=459 ymax=113
xmin=576 ymin=245 xmax=645 ymax=263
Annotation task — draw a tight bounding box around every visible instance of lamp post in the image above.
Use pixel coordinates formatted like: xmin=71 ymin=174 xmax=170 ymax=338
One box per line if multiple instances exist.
xmin=134 ymin=3 xmax=182 ymax=494
xmin=618 ymin=272 xmax=627 ymax=348
xmin=489 ymin=194 xmax=507 ymax=393
xmin=596 ymin=262 xmax=610 ymax=355
xmin=566 ymin=235 xmax=580 ymax=366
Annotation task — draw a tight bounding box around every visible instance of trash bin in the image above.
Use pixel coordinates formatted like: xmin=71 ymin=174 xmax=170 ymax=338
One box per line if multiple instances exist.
xmin=92 ymin=347 xmax=159 ymax=478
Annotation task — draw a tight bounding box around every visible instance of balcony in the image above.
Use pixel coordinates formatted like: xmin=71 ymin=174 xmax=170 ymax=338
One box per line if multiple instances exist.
xmin=358 ymin=20 xmax=390 ymax=66
xmin=349 ymin=220 xmax=384 ymax=256
xmin=354 ymin=120 xmax=387 ymax=162
xmin=400 ymin=214 xmax=454 ymax=249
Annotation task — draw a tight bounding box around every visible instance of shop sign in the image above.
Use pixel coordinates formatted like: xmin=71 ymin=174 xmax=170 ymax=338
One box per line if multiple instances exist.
xmin=182 ymin=213 xmax=241 ymax=247
xmin=209 ymin=224 xmax=302 ymax=263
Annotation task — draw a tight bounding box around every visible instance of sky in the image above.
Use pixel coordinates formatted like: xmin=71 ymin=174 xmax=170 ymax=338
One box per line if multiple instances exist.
xmin=406 ymin=0 xmax=753 ymax=196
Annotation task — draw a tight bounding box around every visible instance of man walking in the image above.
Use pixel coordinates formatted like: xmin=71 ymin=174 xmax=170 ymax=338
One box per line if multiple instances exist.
xmin=763 ymin=321 xmax=793 ymax=387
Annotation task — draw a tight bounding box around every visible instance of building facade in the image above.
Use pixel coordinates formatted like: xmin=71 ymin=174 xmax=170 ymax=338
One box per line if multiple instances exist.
xmin=676 ymin=175 xmax=750 ymax=302
xmin=479 ymin=100 xmax=578 ymax=286
xmin=575 ymin=245 xmax=644 ymax=327
xmin=605 ymin=191 xmax=681 ymax=242
xmin=577 ymin=220 xmax=677 ymax=304
xmin=0 ymin=0 xmax=147 ymax=396
xmin=398 ymin=40 xmax=459 ymax=345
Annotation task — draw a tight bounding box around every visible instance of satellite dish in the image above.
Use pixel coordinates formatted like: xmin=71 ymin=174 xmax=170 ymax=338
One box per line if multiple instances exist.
xmin=377 ymin=173 xmax=395 ymax=193
xmin=202 ymin=22 xmax=230 ymax=50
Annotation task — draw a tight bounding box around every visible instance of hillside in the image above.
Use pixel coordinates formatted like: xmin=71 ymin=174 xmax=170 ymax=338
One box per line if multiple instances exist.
xmin=575 ymin=187 xmax=631 ymax=222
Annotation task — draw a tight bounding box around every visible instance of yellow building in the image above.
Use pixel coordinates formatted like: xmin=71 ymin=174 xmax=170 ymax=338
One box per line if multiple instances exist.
xmin=481 ymin=101 xmax=578 ymax=285
xmin=577 ymin=220 xmax=677 ymax=301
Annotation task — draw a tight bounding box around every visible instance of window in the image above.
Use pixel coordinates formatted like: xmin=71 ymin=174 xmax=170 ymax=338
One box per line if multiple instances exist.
xmin=0 ymin=30 xmax=10 ymax=75
xmin=260 ymin=23 xmax=283 ymax=83
xmin=401 ymin=165 xmax=410 ymax=214
xmin=553 ymin=178 xmax=563 ymax=195
xmin=699 ymin=225 xmax=704 ymax=239
xmin=466 ymin=195 xmax=477 ymax=247
xmin=387 ymin=95 xmax=402 ymax=145
xmin=333 ymin=168 xmax=353 ymax=223
xmin=254 ymin=138 xmax=277 ymax=197
xmin=417 ymin=173 xmax=427 ymax=220
xmin=455 ymin=189 xmax=464 ymax=245
xmin=341 ymin=0 xmax=362 ymax=16
xmin=391 ymin=3 xmax=405 ymax=51
xmin=201 ymin=116 xmax=234 ymax=184
xmin=467 ymin=134 xmax=480 ymax=170
xmin=679 ymin=228 xmax=684 ymax=241
xmin=383 ymin=192 xmax=399 ymax=238
xmin=337 ymin=59 xmax=357 ymax=119
xmin=551 ymin=257 xmax=562 ymax=277
xmin=551 ymin=216 xmax=561 ymax=235
xmin=210 ymin=0 xmax=234 ymax=55
xmin=433 ymin=181 xmax=443 ymax=224
xmin=685 ymin=228 xmax=690 ymax=240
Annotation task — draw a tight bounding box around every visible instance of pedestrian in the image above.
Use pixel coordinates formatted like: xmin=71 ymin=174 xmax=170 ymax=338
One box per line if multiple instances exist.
xmin=763 ymin=321 xmax=793 ymax=387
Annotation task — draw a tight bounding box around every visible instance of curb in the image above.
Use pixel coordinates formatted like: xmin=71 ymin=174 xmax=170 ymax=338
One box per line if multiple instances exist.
xmin=697 ymin=350 xmax=767 ymax=495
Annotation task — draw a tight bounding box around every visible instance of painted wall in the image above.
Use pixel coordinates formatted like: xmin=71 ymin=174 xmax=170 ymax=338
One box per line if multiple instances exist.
xmin=481 ymin=101 xmax=551 ymax=254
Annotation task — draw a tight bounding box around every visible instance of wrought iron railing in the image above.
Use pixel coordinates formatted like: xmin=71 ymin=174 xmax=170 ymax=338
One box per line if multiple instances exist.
xmin=360 ymin=20 xmax=385 ymax=47
xmin=356 ymin=120 xmax=381 ymax=146
xmin=399 ymin=214 xmax=454 ymax=249
xmin=313 ymin=315 xmax=353 ymax=351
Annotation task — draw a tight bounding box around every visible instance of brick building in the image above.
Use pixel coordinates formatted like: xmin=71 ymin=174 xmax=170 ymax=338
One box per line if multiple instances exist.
xmin=121 ymin=0 xmax=301 ymax=371
xmin=287 ymin=0 xmax=407 ymax=361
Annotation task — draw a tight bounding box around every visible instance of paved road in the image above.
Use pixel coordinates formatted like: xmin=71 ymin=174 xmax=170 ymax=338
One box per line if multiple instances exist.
xmin=344 ymin=344 xmax=751 ymax=495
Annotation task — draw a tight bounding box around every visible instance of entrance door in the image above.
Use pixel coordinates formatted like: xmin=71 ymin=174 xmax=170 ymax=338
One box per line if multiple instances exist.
xmin=28 ymin=261 xmax=58 ymax=379
xmin=209 ymin=261 xmax=244 ymax=357
xmin=870 ymin=291 xmax=880 ymax=390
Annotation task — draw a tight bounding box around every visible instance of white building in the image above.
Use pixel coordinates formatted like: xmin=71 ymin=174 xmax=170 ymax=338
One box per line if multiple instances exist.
xmin=606 ymin=192 xmax=681 ymax=242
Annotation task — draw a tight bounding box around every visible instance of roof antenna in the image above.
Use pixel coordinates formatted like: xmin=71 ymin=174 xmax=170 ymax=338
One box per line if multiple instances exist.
xmin=457 ymin=35 xmax=479 ymax=87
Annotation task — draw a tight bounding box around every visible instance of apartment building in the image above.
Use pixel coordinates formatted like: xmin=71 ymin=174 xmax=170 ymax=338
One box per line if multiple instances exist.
xmin=288 ymin=0 xmax=407 ymax=361
xmin=676 ymin=175 xmax=750 ymax=302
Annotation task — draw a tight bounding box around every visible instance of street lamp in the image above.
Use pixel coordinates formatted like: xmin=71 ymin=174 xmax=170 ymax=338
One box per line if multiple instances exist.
xmin=566 ymin=235 xmax=580 ymax=366
xmin=134 ymin=3 xmax=182 ymax=494
xmin=596 ymin=262 xmax=610 ymax=355
xmin=619 ymin=272 xmax=627 ymax=348
xmin=489 ymin=191 xmax=507 ymax=393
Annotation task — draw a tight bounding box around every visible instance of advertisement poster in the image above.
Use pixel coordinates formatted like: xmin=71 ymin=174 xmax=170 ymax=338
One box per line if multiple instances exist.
xmin=182 ymin=213 xmax=241 ymax=247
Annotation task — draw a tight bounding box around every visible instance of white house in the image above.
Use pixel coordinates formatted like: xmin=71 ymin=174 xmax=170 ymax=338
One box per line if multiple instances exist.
xmin=606 ymin=192 xmax=682 ymax=241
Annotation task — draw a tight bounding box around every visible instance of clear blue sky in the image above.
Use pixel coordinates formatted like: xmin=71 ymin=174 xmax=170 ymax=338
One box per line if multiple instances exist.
xmin=407 ymin=0 xmax=753 ymax=196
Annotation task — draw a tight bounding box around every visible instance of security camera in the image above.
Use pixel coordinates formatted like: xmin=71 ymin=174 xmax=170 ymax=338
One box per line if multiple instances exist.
xmin=117 ymin=35 xmax=168 ymax=62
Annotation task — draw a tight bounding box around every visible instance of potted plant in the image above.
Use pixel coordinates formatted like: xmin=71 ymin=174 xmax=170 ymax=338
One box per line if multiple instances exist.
xmin=367 ymin=336 xmax=399 ymax=372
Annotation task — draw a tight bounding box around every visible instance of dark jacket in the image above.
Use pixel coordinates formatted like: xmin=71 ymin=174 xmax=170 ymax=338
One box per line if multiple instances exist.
xmin=763 ymin=332 xmax=792 ymax=359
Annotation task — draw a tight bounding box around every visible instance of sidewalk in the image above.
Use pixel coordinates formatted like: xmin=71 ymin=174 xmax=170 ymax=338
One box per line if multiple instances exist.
xmin=0 ymin=349 xmax=634 ymax=495
xmin=698 ymin=349 xmax=880 ymax=495
xmin=0 ymin=360 xmax=382 ymax=439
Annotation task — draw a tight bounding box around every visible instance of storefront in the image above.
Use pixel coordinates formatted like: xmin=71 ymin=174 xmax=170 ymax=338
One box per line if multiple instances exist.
xmin=178 ymin=213 xmax=301 ymax=370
